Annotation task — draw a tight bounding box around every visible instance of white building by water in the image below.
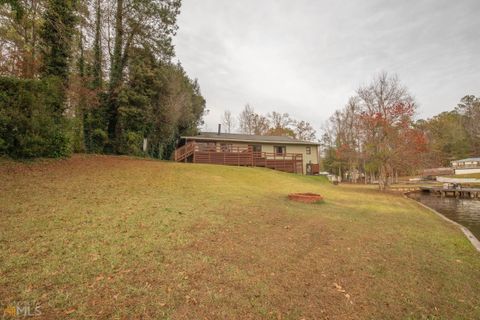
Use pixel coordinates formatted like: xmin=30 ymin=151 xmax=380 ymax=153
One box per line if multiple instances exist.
xmin=451 ymin=157 xmax=480 ymax=175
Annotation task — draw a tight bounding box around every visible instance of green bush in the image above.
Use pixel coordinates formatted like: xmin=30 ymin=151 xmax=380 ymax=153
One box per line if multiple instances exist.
xmin=90 ymin=128 xmax=108 ymax=153
xmin=118 ymin=131 xmax=143 ymax=156
xmin=0 ymin=76 xmax=71 ymax=158
xmin=68 ymin=116 xmax=85 ymax=153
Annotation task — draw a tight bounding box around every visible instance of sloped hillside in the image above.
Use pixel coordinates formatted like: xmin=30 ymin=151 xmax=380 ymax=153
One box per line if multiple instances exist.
xmin=1 ymin=155 xmax=479 ymax=319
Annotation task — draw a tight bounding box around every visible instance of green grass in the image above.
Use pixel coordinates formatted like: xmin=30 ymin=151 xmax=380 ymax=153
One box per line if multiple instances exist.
xmin=1 ymin=155 xmax=479 ymax=319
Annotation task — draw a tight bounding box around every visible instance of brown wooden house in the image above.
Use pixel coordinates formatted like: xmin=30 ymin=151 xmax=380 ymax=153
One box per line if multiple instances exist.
xmin=174 ymin=132 xmax=320 ymax=175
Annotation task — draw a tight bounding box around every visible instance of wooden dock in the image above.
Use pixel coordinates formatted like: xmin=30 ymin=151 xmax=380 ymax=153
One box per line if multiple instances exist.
xmin=420 ymin=186 xmax=480 ymax=199
xmin=388 ymin=186 xmax=422 ymax=193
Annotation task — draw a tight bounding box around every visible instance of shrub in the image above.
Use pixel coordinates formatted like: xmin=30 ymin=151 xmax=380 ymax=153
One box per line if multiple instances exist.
xmin=67 ymin=116 xmax=85 ymax=153
xmin=118 ymin=131 xmax=143 ymax=156
xmin=0 ymin=76 xmax=71 ymax=158
xmin=90 ymin=128 xmax=108 ymax=153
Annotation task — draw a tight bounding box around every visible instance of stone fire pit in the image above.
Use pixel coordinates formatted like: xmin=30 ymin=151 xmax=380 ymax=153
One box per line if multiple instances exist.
xmin=288 ymin=193 xmax=323 ymax=203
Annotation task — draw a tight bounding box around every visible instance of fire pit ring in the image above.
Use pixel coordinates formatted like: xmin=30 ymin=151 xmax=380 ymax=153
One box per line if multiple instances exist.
xmin=288 ymin=193 xmax=323 ymax=203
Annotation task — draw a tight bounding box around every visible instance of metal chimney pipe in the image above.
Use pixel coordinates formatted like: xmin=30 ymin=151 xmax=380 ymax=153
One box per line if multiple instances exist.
xmin=217 ymin=124 xmax=221 ymax=135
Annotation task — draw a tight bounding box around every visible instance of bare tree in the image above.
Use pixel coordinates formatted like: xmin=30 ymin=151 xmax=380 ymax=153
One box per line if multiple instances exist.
xmin=456 ymin=95 xmax=480 ymax=155
xmin=0 ymin=0 xmax=43 ymax=78
xmin=294 ymin=120 xmax=316 ymax=141
xmin=251 ymin=113 xmax=270 ymax=135
xmin=357 ymin=72 xmax=418 ymax=189
xmin=332 ymin=97 xmax=362 ymax=182
xmin=238 ymin=104 xmax=255 ymax=134
xmin=221 ymin=110 xmax=235 ymax=133
xmin=266 ymin=111 xmax=294 ymax=136
xmin=321 ymin=72 xmax=427 ymax=189
xmin=268 ymin=111 xmax=292 ymax=129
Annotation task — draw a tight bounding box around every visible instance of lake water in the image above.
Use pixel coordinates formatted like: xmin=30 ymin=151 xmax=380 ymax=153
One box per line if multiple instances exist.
xmin=408 ymin=192 xmax=480 ymax=240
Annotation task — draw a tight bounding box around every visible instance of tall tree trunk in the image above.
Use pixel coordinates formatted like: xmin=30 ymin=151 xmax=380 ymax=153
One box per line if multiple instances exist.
xmin=106 ymin=0 xmax=124 ymax=153
xmin=75 ymin=31 xmax=86 ymax=152
xmin=40 ymin=0 xmax=76 ymax=113
xmin=83 ymin=0 xmax=103 ymax=152
xmin=31 ymin=0 xmax=38 ymax=78
xmin=378 ymin=165 xmax=387 ymax=191
xmin=364 ymin=158 xmax=367 ymax=184
xmin=92 ymin=0 xmax=102 ymax=89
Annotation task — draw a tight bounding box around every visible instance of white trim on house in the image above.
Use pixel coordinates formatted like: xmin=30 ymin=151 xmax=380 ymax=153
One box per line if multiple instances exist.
xmin=182 ymin=132 xmax=320 ymax=146
xmin=184 ymin=136 xmax=319 ymax=146
xmin=454 ymin=168 xmax=480 ymax=175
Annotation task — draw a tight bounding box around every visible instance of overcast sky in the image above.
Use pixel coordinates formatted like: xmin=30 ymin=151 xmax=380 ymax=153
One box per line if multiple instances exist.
xmin=173 ymin=0 xmax=480 ymax=134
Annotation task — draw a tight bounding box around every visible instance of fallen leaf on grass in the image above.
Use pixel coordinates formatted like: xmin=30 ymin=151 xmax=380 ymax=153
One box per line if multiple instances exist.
xmin=185 ymin=295 xmax=198 ymax=304
xmin=333 ymin=283 xmax=345 ymax=293
xmin=89 ymin=254 xmax=100 ymax=261
xmin=119 ymin=269 xmax=132 ymax=274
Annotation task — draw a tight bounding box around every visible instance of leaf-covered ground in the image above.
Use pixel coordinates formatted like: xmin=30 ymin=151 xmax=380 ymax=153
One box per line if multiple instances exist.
xmin=1 ymin=155 xmax=479 ymax=319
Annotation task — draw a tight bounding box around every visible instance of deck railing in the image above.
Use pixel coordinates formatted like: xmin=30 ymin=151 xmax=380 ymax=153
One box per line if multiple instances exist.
xmin=194 ymin=144 xmax=250 ymax=153
xmin=174 ymin=142 xmax=195 ymax=162
xmin=174 ymin=141 xmax=303 ymax=174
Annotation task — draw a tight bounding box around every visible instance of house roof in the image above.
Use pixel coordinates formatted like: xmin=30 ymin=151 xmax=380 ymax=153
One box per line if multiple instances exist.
xmin=451 ymin=157 xmax=480 ymax=163
xmin=182 ymin=132 xmax=320 ymax=145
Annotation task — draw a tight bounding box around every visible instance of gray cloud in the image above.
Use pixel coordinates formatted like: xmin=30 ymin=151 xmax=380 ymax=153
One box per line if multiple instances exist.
xmin=173 ymin=0 xmax=480 ymax=133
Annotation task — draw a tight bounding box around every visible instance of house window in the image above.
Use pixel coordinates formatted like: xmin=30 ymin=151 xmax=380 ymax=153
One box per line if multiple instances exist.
xmin=274 ymin=146 xmax=286 ymax=155
xmin=250 ymin=145 xmax=262 ymax=152
xmin=306 ymin=147 xmax=311 ymax=155
xmin=220 ymin=143 xmax=232 ymax=152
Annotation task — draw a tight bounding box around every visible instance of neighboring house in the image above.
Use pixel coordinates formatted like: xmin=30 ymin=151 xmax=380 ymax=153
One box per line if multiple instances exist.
xmin=174 ymin=131 xmax=320 ymax=175
xmin=451 ymin=157 xmax=480 ymax=175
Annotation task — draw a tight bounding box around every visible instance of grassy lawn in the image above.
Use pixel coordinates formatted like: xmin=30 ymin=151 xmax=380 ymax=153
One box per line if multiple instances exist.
xmin=1 ymin=155 xmax=479 ymax=319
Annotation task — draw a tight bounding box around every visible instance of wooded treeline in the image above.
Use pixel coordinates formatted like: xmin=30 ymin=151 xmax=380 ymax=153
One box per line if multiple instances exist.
xmin=416 ymin=95 xmax=480 ymax=166
xmin=222 ymin=105 xmax=317 ymax=141
xmin=322 ymin=72 xmax=479 ymax=189
xmin=0 ymin=0 xmax=205 ymax=159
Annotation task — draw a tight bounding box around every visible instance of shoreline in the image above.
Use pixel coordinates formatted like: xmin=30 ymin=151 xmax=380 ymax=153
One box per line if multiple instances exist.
xmin=404 ymin=191 xmax=480 ymax=252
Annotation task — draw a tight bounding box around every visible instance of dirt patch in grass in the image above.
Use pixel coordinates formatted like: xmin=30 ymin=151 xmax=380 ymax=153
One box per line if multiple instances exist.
xmin=1 ymin=155 xmax=480 ymax=319
xmin=288 ymin=192 xmax=324 ymax=203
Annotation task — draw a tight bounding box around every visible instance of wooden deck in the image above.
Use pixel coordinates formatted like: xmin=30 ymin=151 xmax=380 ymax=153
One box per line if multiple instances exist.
xmin=174 ymin=142 xmax=303 ymax=174
xmin=420 ymin=186 xmax=480 ymax=199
